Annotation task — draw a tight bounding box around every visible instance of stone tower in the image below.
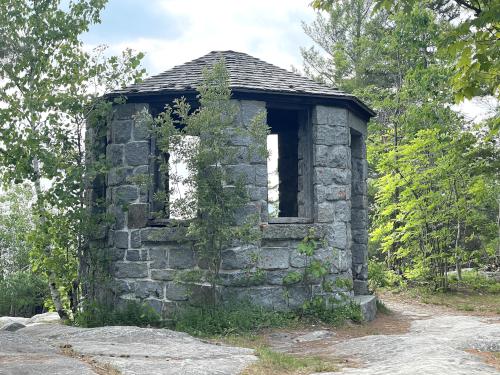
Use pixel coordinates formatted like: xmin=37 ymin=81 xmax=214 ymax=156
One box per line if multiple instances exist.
xmin=86 ymin=51 xmax=375 ymax=319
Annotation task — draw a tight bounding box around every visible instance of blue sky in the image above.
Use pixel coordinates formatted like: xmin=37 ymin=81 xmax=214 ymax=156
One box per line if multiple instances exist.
xmin=82 ymin=0 xmax=317 ymax=76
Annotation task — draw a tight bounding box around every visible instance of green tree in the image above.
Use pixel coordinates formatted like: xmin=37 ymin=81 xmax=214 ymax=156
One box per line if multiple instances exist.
xmin=311 ymin=0 xmax=500 ymax=102
xmin=0 ymin=184 xmax=35 ymax=278
xmin=303 ymin=1 xmax=499 ymax=288
xmin=302 ymin=0 xmax=389 ymax=92
xmin=0 ymin=183 xmax=49 ymax=317
xmin=372 ymin=128 xmax=499 ymax=288
xmin=0 ymin=0 xmax=145 ymax=318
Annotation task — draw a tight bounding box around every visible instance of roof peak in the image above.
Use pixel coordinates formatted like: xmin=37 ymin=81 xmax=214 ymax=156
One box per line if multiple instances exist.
xmin=112 ymin=50 xmax=374 ymax=118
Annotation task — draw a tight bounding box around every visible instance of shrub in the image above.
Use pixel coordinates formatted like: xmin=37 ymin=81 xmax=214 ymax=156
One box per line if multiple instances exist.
xmin=73 ymin=300 xmax=162 ymax=328
xmin=385 ymin=269 xmax=406 ymax=288
xmin=302 ymin=297 xmax=363 ymax=325
xmin=171 ymin=298 xmax=364 ymax=338
xmin=368 ymin=260 xmax=387 ymax=290
xmin=368 ymin=259 xmax=406 ymax=290
xmin=0 ymin=271 xmax=48 ymax=317
xmin=449 ymin=270 xmax=500 ymax=293
xmin=171 ymin=302 xmax=297 ymax=337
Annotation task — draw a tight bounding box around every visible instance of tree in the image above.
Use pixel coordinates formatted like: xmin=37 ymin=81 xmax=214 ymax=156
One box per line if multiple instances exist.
xmin=302 ymin=0 xmax=389 ymax=92
xmin=372 ymin=128 xmax=499 ymax=288
xmin=0 ymin=184 xmax=35 ymax=278
xmin=303 ymin=1 xmax=500 ymax=288
xmin=311 ymin=0 xmax=500 ymax=102
xmin=0 ymin=183 xmax=49 ymax=317
xmin=0 ymin=0 xmax=145 ymax=318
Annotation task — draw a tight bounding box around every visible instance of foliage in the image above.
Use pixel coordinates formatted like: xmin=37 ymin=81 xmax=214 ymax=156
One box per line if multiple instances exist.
xmin=302 ymin=297 xmax=363 ymax=325
xmin=0 ymin=0 xmax=145 ymax=317
xmin=303 ymin=0 xmax=389 ymax=92
xmin=0 ymin=271 xmax=48 ymax=317
xmin=303 ymin=1 xmax=500 ymax=290
xmin=281 ymin=228 xmax=361 ymax=323
xmin=73 ymin=300 xmax=162 ymax=328
xmin=0 ymin=184 xmax=50 ymax=317
xmin=171 ymin=302 xmax=297 ymax=337
xmin=0 ymin=184 xmax=35 ymax=276
xmin=448 ymin=270 xmax=500 ymax=293
xmin=171 ymin=299 xmax=362 ymax=338
xmin=311 ymin=0 xmax=500 ymax=101
xmin=244 ymin=346 xmax=339 ymax=374
xmin=142 ymin=59 xmax=269 ymax=298
xmin=283 ymin=271 xmax=303 ymax=285
xmin=372 ymin=128 xmax=498 ymax=289
xmin=368 ymin=260 xmax=405 ymax=290
xmin=290 ymin=228 xmax=331 ymax=297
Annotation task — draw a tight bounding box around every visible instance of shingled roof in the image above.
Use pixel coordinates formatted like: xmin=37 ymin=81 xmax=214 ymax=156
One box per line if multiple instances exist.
xmin=112 ymin=50 xmax=374 ymax=118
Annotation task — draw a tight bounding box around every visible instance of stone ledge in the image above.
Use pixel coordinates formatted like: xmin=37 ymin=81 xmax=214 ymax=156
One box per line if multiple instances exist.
xmin=353 ymin=294 xmax=377 ymax=322
xmin=261 ymin=223 xmax=329 ymax=240
xmin=268 ymin=217 xmax=313 ymax=224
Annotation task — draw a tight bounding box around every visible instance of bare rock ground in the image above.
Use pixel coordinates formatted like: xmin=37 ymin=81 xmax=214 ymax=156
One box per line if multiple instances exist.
xmin=1 ymin=297 xmax=498 ymax=374
xmin=0 ymin=323 xmax=256 ymax=375
xmin=318 ymin=314 xmax=500 ymax=375
xmin=265 ymin=296 xmax=500 ymax=375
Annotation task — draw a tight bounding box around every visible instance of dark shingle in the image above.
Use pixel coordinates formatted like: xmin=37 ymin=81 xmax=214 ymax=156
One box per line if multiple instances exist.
xmin=112 ymin=51 xmax=374 ymax=117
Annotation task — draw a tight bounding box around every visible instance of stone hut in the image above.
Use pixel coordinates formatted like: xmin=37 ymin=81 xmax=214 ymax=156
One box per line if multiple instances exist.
xmin=87 ymin=51 xmax=375 ymax=319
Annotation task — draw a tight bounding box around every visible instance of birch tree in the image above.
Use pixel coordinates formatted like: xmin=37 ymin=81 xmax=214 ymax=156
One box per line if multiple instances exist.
xmin=0 ymin=0 xmax=145 ymax=318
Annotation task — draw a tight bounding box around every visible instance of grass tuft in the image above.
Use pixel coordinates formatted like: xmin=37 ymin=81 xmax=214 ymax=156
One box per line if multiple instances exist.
xmin=242 ymin=346 xmax=339 ymax=375
xmin=376 ymin=299 xmax=391 ymax=314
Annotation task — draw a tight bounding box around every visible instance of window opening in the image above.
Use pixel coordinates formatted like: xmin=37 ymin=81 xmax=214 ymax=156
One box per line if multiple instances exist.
xmin=168 ymin=135 xmax=198 ymax=219
xmin=152 ymin=134 xmax=199 ymax=220
xmin=267 ymin=134 xmax=279 ymax=217
xmin=267 ymin=108 xmax=300 ymax=218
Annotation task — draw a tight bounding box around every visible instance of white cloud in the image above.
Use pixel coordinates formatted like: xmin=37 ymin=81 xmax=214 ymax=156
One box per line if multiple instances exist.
xmin=98 ymin=0 xmax=316 ymax=75
xmin=452 ymin=96 xmax=498 ymax=124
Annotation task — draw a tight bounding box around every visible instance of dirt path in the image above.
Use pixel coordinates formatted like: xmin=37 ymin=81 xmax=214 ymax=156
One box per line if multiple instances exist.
xmin=264 ymin=294 xmax=500 ymax=375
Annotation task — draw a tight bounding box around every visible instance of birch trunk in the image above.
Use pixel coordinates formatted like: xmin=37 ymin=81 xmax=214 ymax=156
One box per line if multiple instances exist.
xmin=32 ymin=157 xmax=69 ymax=320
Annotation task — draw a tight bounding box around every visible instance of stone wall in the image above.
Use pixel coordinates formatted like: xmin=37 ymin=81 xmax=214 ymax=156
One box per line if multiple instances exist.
xmin=349 ymin=111 xmax=369 ymax=295
xmin=89 ymin=100 xmax=368 ymax=317
xmin=351 ymin=131 xmax=368 ymax=294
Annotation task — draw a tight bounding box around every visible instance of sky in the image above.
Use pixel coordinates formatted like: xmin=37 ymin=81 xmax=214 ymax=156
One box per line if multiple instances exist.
xmin=82 ymin=0 xmax=316 ymax=76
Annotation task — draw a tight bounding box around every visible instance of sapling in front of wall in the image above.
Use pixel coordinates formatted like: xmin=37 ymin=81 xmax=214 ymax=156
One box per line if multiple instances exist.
xmin=139 ymin=59 xmax=269 ymax=303
xmin=283 ymin=228 xmax=359 ymax=322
